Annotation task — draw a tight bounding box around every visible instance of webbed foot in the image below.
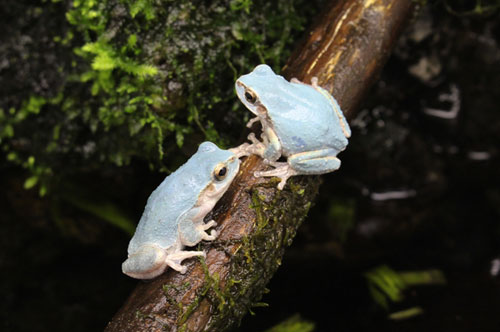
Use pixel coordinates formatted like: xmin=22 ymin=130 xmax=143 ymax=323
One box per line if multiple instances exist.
xmin=229 ymin=142 xmax=252 ymax=158
xmin=166 ymin=250 xmax=206 ymax=274
xmin=246 ymin=116 xmax=261 ymax=128
xmin=197 ymin=220 xmax=218 ymax=241
xmin=255 ymin=163 xmax=298 ymax=190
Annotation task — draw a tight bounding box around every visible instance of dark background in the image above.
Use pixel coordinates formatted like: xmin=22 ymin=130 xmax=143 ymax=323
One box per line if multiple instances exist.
xmin=1 ymin=2 xmax=500 ymax=332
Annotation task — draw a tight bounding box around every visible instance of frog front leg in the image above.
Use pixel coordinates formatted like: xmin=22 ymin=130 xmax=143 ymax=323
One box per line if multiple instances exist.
xmin=229 ymin=126 xmax=282 ymax=161
xmin=261 ymin=126 xmax=282 ymax=162
xmin=246 ymin=116 xmax=261 ymax=128
xmin=178 ymin=209 xmax=218 ymax=247
xmin=288 ymin=148 xmax=341 ymax=175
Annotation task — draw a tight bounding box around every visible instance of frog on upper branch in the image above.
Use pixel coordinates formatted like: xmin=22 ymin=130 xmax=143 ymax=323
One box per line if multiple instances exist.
xmin=232 ymin=64 xmax=351 ymax=190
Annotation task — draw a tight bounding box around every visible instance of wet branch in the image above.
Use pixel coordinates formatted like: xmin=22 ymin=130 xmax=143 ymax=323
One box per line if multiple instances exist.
xmin=104 ymin=1 xmax=414 ymax=331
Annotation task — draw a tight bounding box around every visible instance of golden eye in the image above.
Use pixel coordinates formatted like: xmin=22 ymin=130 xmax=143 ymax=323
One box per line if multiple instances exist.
xmin=214 ymin=164 xmax=228 ymax=181
xmin=245 ymin=90 xmax=257 ymax=104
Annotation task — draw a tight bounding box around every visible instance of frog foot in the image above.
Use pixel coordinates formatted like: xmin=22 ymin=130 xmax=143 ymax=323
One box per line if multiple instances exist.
xmin=231 ymin=133 xmax=267 ymax=158
xmin=255 ymin=163 xmax=298 ymax=190
xmin=196 ymin=220 xmax=218 ymax=241
xmin=246 ymin=116 xmax=261 ymax=128
xmin=201 ymin=219 xmax=217 ymax=230
xmin=229 ymin=142 xmax=252 ymax=158
xmin=247 ymin=132 xmax=262 ymax=145
xmin=291 ymin=76 xmax=319 ymax=87
xmin=122 ymin=245 xmax=206 ymax=279
xmin=166 ymin=250 xmax=206 ymax=274
xmin=310 ymin=76 xmax=319 ymax=87
xmin=200 ymin=229 xmax=217 ymax=241
xmin=292 ymin=76 xmax=324 ymax=92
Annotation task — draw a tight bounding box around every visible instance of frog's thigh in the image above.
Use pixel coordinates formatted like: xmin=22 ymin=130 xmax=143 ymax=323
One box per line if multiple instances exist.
xmin=178 ymin=214 xmax=204 ymax=247
xmin=122 ymin=245 xmax=167 ymax=278
xmin=288 ymin=149 xmax=341 ymax=174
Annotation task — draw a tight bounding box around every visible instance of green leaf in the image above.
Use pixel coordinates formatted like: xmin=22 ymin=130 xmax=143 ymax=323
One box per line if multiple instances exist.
xmin=63 ymin=189 xmax=136 ymax=236
xmin=135 ymin=64 xmax=158 ymax=77
xmin=389 ymin=307 xmax=424 ymax=320
xmin=264 ymin=314 xmax=315 ymax=332
xmin=92 ymin=53 xmax=116 ymax=70
xmin=175 ymin=130 xmax=184 ymax=147
xmin=2 ymin=124 xmax=14 ymax=138
xmin=24 ymin=176 xmax=39 ymax=189
xmin=7 ymin=152 xmax=17 ymax=161
xmin=39 ymin=185 xmax=48 ymax=197
xmin=81 ymin=42 xmax=99 ymax=54
xmin=127 ymin=34 xmax=137 ymax=48
xmin=129 ymin=0 xmax=146 ymax=18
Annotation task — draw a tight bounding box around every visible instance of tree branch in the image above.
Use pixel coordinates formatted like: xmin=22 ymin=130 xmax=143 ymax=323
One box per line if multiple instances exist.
xmin=104 ymin=1 xmax=414 ymax=331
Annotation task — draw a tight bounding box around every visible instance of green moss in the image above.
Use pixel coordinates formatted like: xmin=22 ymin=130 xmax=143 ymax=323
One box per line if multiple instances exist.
xmin=443 ymin=0 xmax=500 ymax=16
xmin=365 ymin=265 xmax=447 ymax=310
xmin=202 ymin=179 xmax=317 ymax=330
xmin=162 ymin=178 xmax=318 ymax=330
xmin=176 ymin=258 xmax=227 ymax=328
xmin=388 ymin=307 xmax=424 ymax=320
xmin=1 ymin=0 xmax=314 ymax=199
xmin=264 ymin=314 xmax=315 ymax=332
xmin=327 ymin=198 xmax=355 ymax=243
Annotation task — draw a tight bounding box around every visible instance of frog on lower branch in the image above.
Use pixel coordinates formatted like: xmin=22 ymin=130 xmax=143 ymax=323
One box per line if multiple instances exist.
xmin=122 ymin=142 xmax=240 ymax=279
xmin=231 ymin=64 xmax=351 ymax=190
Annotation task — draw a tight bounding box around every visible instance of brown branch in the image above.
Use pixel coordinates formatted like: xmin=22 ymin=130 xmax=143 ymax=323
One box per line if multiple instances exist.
xmin=104 ymin=1 xmax=414 ymax=331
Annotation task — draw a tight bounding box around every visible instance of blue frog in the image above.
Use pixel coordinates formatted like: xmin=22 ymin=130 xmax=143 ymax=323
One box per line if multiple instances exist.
xmin=122 ymin=142 xmax=240 ymax=279
xmin=232 ymin=64 xmax=351 ymax=189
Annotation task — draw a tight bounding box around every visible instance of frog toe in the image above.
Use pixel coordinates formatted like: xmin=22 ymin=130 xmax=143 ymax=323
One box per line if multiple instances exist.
xmin=202 ymin=229 xmax=217 ymax=241
xmin=255 ymin=164 xmax=297 ymax=190
xmin=165 ymin=250 xmax=206 ymax=273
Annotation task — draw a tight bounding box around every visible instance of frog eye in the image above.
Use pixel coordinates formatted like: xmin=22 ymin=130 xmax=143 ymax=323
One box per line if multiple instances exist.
xmin=214 ymin=164 xmax=228 ymax=181
xmin=244 ymin=90 xmax=257 ymax=104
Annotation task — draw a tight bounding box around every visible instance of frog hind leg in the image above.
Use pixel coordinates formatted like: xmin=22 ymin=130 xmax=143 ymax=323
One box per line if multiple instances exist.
xmin=311 ymin=81 xmax=351 ymax=138
xmin=122 ymin=244 xmax=170 ymax=279
xmin=165 ymin=250 xmax=206 ymax=274
xmin=255 ymin=149 xmax=341 ymax=190
xmin=288 ymin=148 xmax=341 ymax=175
xmin=255 ymin=162 xmax=298 ymax=190
xmin=178 ymin=211 xmax=218 ymax=247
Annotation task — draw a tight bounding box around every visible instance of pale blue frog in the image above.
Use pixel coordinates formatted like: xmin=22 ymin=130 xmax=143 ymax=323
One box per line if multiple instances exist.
xmin=122 ymin=142 xmax=240 ymax=279
xmin=233 ymin=64 xmax=351 ymax=190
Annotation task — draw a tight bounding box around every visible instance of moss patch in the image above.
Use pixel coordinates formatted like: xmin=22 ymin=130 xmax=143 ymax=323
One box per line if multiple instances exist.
xmin=0 ymin=0 xmax=316 ymax=197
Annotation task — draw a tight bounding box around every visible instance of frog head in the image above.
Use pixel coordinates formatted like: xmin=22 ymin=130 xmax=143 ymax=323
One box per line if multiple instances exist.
xmin=235 ymin=64 xmax=289 ymax=119
xmin=195 ymin=142 xmax=240 ymax=203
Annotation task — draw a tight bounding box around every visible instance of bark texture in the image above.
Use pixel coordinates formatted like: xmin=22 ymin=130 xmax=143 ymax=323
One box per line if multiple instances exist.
xmin=105 ymin=0 xmax=414 ymax=331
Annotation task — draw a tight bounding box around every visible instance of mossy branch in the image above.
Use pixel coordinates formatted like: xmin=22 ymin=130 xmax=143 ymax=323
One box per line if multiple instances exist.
xmin=105 ymin=1 xmax=415 ymax=331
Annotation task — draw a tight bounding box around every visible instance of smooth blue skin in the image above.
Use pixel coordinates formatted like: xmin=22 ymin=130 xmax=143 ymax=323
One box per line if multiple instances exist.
xmin=235 ymin=64 xmax=351 ymax=187
xmin=122 ymin=142 xmax=240 ymax=279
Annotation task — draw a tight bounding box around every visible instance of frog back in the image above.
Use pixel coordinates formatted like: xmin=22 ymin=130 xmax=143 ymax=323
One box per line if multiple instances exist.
xmin=127 ymin=162 xmax=209 ymax=254
xmin=268 ymin=83 xmax=349 ymax=155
